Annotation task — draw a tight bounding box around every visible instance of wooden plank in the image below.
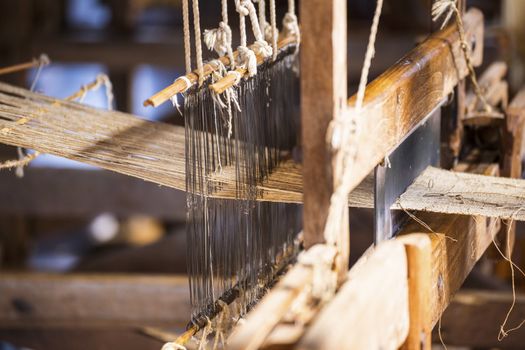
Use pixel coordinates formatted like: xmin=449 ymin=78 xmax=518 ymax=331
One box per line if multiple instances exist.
xmin=464 ymin=61 xmax=508 ymax=119
xmin=0 ymin=167 xmax=186 ymax=220
xmin=437 ymin=290 xmax=525 ymax=349
xmin=228 ymin=245 xmax=337 ymax=350
xmin=502 ymin=87 xmax=525 ymax=179
xmin=395 ymin=166 xmax=525 ymax=222
xmin=297 ymin=240 xmax=409 ymax=350
xmin=300 ymin=0 xmax=349 ymax=270
xmin=398 ymin=211 xmax=499 ymax=328
xmin=0 ymin=273 xmax=190 ymax=328
xmin=398 ymin=235 xmax=432 ymax=350
xmin=343 ymin=8 xmax=484 ymax=194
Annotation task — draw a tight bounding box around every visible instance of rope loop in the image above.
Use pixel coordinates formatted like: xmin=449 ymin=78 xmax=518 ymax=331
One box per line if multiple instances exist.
xmin=237 ymin=46 xmax=257 ymax=77
xmin=252 ymin=40 xmax=273 ymax=59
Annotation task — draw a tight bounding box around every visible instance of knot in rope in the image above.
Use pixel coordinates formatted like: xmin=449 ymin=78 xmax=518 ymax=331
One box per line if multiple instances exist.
xmin=252 ymin=40 xmax=272 ymax=59
xmin=264 ymin=22 xmax=277 ymax=43
xmin=204 ymin=21 xmax=232 ymax=56
xmin=235 ymin=0 xmax=250 ymax=17
xmin=35 ymin=54 xmax=51 ymax=67
xmin=282 ymin=12 xmax=300 ymax=41
xmin=237 ymin=46 xmax=257 ymax=77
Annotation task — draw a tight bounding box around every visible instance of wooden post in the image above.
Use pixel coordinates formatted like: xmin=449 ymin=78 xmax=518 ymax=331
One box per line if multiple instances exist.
xmin=399 ymin=235 xmax=432 ymax=350
xmin=300 ymin=0 xmax=349 ymax=271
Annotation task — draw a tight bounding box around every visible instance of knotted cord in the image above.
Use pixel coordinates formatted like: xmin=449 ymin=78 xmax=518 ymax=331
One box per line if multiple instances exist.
xmin=432 ymin=0 xmax=500 ymax=117
xmin=192 ymin=0 xmax=205 ymax=86
xmin=204 ymin=0 xmax=235 ymax=68
xmin=282 ymin=0 xmax=300 ymax=53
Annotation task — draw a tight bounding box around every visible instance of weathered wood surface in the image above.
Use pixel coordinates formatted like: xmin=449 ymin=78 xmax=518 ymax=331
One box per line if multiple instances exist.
xmin=343 ymin=8 xmax=484 ymax=194
xmin=502 ymin=87 xmax=525 ymax=179
xmin=438 ymin=290 xmax=525 ymax=349
xmin=463 ymin=61 xmax=508 ymax=126
xmin=300 ymin=0 xmax=349 ymax=272
xmin=0 ymin=273 xmax=190 ymax=328
xmin=399 ymin=210 xmax=499 ymax=328
xmin=228 ymin=245 xmax=337 ymax=350
xmin=395 ymin=166 xmax=525 ymax=221
xmin=297 ymin=240 xmax=409 ymax=350
xmin=0 ymin=167 xmax=186 ymax=220
xmin=398 ymin=235 xmax=432 ymax=350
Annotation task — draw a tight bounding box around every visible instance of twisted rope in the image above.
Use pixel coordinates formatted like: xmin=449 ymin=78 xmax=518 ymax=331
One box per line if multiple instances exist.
xmin=324 ymin=0 xmax=384 ymax=243
xmin=432 ymin=0 xmax=497 ymax=116
xmin=204 ymin=0 xmax=235 ymax=68
xmin=192 ymin=0 xmax=205 ymax=86
xmin=182 ymin=0 xmax=192 ymax=74
xmin=282 ymin=0 xmax=300 ymax=52
xmin=269 ymin=0 xmax=278 ymax=60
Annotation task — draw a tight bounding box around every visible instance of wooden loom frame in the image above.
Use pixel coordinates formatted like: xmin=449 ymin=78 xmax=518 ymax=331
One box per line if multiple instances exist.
xmin=227 ymin=2 xmax=525 ymax=350
xmin=1 ymin=1 xmax=525 ymax=349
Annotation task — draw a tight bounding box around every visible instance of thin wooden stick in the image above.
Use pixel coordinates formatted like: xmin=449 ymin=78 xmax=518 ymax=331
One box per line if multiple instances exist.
xmin=210 ymin=36 xmax=296 ymax=94
xmin=0 ymin=55 xmax=50 ymax=76
xmin=143 ymin=36 xmax=297 ymax=108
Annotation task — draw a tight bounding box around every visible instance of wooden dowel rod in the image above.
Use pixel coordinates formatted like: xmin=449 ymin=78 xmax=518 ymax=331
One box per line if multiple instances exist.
xmin=143 ymin=36 xmax=297 ymax=108
xmin=209 ymin=36 xmax=296 ymax=94
xmin=0 ymin=55 xmax=50 ymax=76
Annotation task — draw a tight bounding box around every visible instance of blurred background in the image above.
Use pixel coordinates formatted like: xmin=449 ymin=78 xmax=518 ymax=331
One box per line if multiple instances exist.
xmin=0 ymin=0 xmax=523 ymax=349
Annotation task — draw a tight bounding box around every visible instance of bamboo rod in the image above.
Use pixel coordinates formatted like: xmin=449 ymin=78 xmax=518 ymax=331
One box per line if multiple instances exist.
xmin=209 ymin=36 xmax=297 ymax=94
xmin=0 ymin=54 xmax=50 ymax=76
xmin=143 ymin=36 xmax=297 ymax=108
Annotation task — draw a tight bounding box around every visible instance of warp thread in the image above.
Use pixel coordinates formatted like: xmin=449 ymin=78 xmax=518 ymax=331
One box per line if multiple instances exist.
xmin=0 ymin=74 xmax=114 ymax=173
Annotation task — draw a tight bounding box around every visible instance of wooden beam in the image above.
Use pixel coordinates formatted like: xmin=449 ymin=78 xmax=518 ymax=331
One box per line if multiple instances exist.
xmin=0 ymin=167 xmax=186 ymax=220
xmin=399 ymin=210 xmax=499 ymax=328
xmin=395 ymin=166 xmax=525 ymax=221
xmin=0 ymin=10 xmax=482 ymax=206
xmin=228 ymin=245 xmax=337 ymax=350
xmin=297 ymin=240 xmax=409 ymax=350
xmin=300 ymin=0 xmax=349 ymax=270
xmin=437 ymin=290 xmax=525 ymax=349
xmin=502 ymin=87 xmax=525 ymax=179
xmin=398 ymin=235 xmax=432 ymax=350
xmin=0 ymin=273 xmax=190 ymax=328
xmin=343 ymin=8 xmax=484 ymax=194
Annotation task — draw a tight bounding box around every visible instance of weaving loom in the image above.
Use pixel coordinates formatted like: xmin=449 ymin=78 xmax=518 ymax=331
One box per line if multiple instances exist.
xmin=162 ymin=0 xmax=305 ymax=338
xmin=3 ymin=0 xmax=525 ymax=349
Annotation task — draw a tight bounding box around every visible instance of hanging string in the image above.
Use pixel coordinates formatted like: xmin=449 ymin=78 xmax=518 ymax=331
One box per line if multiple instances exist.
xmin=204 ymin=0 xmax=235 ymax=68
xmin=192 ymin=0 xmax=205 ymax=86
xmin=182 ymin=0 xmax=192 ymax=74
xmin=269 ymin=0 xmax=278 ymax=60
xmin=15 ymin=54 xmax=50 ymax=178
xmin=324 ymin=0 xmax=384 ymax=244
xmin=233 ymin=0 xmax=272 ymax=77
xmin=432 ymin=0 xmax=499 ymax=117
xmin=282 ymin=0 xmax=300 ymax=52
xmin=356 ymin=0 xmax=384 ymax=110
xmin=254 ymin=0 xmax=273 ymax=42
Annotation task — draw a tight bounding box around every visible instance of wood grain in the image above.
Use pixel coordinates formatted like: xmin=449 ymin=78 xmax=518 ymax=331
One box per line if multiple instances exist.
xmin=297 ymin=241 xmax=409 ymax=350
xmin=399 ymin=234 xmax=432 ymax=350
xmin=0 ymin=273 xmax=190 ymax=328
xmin=300 ymin=0 xmax=349 ymax=266
xmin=342 ymin=8 xmax=484 ymax=195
